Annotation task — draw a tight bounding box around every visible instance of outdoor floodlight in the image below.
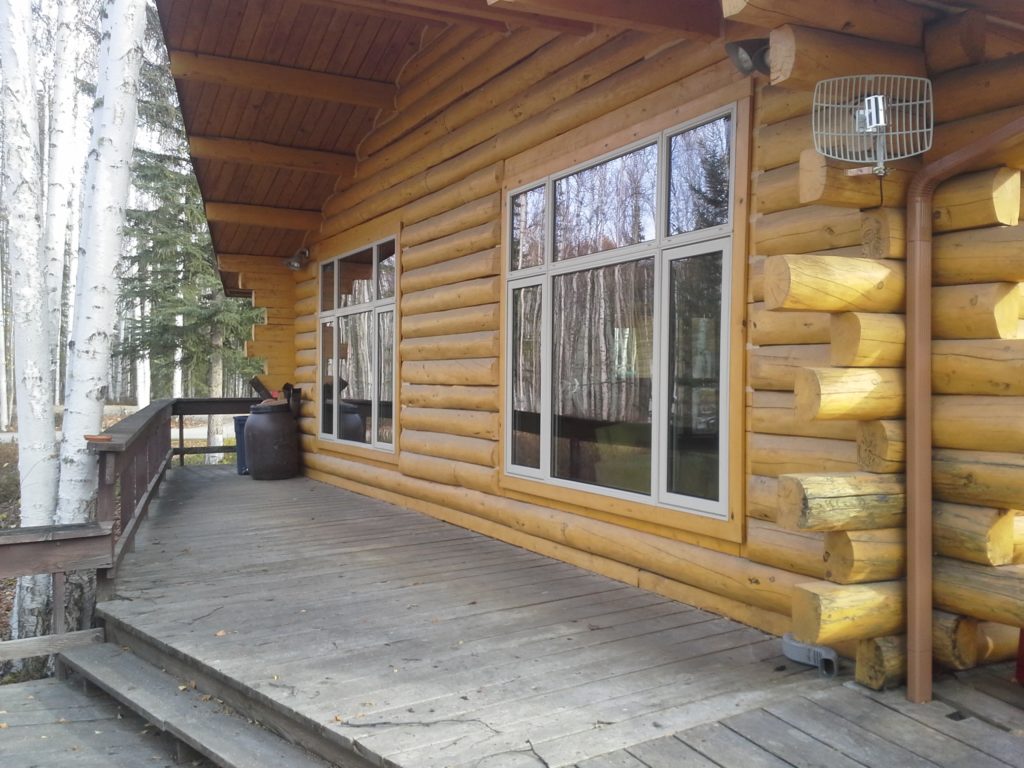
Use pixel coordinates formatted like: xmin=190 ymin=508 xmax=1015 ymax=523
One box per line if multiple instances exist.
xmin=284 ymin=248 xmax=310 ymax=271
xmin=725 ymin=39 xmax=771 ymax=76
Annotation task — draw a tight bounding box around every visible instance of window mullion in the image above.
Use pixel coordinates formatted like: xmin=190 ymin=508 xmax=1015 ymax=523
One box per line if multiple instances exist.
xmin=539 ymin=272 xmax=552 ymax=480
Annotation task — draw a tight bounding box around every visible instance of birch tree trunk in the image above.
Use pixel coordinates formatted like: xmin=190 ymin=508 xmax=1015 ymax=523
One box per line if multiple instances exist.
xmin=0 ymin=244 xmax=10 ymax=431
xmin=62 ymin=163 xmax=83 ymax=400
xmin=56 ymin=0 xmax=146 ymax=531
xmin=206 ymin=324 xmax=224 ymax=463
xmin=42 ymin=0 xmax=84 ymax=401
xmin=1 ymin=0 xmax=59 ymax=646
xmin=173 ymin=313 xmax=184 ymax=398
xmin=135 ymin=295 xmax=151 ymax=408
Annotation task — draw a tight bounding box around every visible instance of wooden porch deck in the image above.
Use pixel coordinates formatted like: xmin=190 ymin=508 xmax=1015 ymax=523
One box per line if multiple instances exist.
xmin=92 ymin=465 xmax=1024 ymax=767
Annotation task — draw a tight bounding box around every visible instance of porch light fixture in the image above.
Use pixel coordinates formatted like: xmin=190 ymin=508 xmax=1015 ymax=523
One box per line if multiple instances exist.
xmin=725 ymin=39 xmax=770 ymax=76
xmin=284 ymin=247 xmax=310 ymax=271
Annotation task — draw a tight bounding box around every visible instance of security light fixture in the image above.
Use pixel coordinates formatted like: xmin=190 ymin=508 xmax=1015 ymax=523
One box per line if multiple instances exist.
xmin=725 ymin=39 xmax=770 ymax=76
xmin=284 ymin=247 xmax=310 ymax=271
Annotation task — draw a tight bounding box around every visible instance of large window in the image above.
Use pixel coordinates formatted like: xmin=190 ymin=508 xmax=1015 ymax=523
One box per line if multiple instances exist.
xmin=320 ymin=238 xmax=396 ymax=449
xmin=506 ymin=111 xmax=733 ymax=518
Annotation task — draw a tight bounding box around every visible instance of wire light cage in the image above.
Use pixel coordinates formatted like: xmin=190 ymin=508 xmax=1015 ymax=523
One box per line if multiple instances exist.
xmin=812 ymin=74 xmax=934 ymax=176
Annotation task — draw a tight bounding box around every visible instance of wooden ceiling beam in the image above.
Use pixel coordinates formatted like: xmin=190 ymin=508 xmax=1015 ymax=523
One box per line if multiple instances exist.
xmin=487 ymin=0 xmax=721 ymax=39
xmin=217 ymin=253 xmax=294 ymax=273
xmin=188 ymin=136 xmax=356 ymax=177
xmin=206 ymin=203 xmax=322 ymax=231
xmin=390 ymin=0 xmax=595 ymax=34
xmin=168 ymin=52 xmax=396 ymax=109
xmin=306 ymin=0 xmax=509 ymax=31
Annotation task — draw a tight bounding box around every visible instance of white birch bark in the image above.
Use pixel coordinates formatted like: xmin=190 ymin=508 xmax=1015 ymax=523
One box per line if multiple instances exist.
xmin=135 ymin=295 xmax=151 ymax=407
xmin=0 ymin=246 xmax=10 ymax=431
xmin=42 ymin=0 xmax=84 ymax=400
xmin=172 ymin=313 xmax=184 ymax=398
xmin=206 ymin=324 xmax=224 ymax=463
xmin=62 ymin=163 xmax=82 ymax=399
xmin=56 ymin=0 xmax=146 ymax=525
xmin=1 ymin=0 xmax=59 ymax=641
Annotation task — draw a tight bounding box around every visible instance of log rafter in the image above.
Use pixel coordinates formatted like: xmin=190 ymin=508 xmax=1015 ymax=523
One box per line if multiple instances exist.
xmin=205 ymin=202 xmax=321 ymax=231
xmin=189 ymin=136 xmax=356 ymax=177
xmin=389 ymin=0 xmax=596 ymax=34
xmin=487 ymin=0 xmax=722 ymax=39
xmin=303 ymin=0 xmax=465 ymax=28
xmin=168 ymin=52 xmax=397 ymax=110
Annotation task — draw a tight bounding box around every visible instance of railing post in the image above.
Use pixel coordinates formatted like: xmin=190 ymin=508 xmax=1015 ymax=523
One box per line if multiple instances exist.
xmin=178 ymin=413 xmax=185 ymax=466
xmin=95 ymin=452 xmax=117 ymax=524
xmin=52 ymin=570 xmax=67 ymax=679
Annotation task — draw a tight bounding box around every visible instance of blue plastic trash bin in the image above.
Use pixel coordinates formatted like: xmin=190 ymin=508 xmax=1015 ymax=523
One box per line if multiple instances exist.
xmin=234 ymin=415 xmax=249 ymax=475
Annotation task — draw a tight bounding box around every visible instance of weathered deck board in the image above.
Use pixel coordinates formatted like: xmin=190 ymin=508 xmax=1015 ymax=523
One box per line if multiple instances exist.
xmin=615 ymin=734 xmax=718 ymax=767
xmin=952 ymin=663 xmax=1024 ymax=711
xmin=808 ymin=685 xmax=1012 ymax=768
xmin=0 ymin=678 xmax=210 ymax=768
xmin=717 ymin=709 xmax=868 ymax=768
xmin=934 ymin=673 xmax=1024 ymax=733
xmin=592 ymin=681 xmax=1024 ymax=768
xmin=95 ymin=466 xmax=1024 ymax=768
xmin=676 ymin=721 xmax=793 ymax=768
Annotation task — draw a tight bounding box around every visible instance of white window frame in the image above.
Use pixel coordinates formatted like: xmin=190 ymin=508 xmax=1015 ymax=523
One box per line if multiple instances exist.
xmin=318 ymin=237 xmax=397 ymax=451
xmin=504 ymin=107 xmax=735 ymax=520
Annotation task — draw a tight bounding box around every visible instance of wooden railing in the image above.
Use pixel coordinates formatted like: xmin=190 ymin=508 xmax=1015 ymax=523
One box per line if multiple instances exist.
xmin=92 ymin=397 xmax=259 ymax=571
xmin=0 ymin=397 xmax=258 ymax=664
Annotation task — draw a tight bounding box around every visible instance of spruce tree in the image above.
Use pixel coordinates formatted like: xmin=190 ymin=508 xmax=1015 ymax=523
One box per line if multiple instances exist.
xmin=118 ymin=6 xmax=262 ymax=400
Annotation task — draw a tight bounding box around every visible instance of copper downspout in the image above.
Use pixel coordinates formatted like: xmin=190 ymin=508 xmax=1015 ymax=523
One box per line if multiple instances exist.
xmin=905 ymin=115 xmax=1024 ymax=704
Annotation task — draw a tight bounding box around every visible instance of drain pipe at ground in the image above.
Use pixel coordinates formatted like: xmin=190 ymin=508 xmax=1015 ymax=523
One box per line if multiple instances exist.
xmin=904 ymin=115 xmax=1024 ymax=704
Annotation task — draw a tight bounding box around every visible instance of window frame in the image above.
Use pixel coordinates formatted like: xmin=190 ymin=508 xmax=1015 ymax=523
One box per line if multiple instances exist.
xmin=504 ymin=107 xmax=736 ymax=521
xmin=318 ymin=236 xmax=397 ymax=452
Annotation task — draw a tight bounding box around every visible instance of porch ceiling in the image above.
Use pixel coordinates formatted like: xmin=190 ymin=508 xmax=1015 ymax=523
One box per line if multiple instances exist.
xmin=155 ymin=0 xmax=725 ymax=276
xmin=157 ymin=1 xmax=1024 ymax=280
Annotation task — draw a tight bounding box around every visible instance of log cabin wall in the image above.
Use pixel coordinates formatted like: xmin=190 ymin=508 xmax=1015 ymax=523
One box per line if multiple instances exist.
xmin=224 ymin=3 xmax=1024 ymax=678
xmin=293 ymin=25 xmax=819 ymax=638
xmin=217 ymin=254 xmax=297 ymax=392
xmin=740 ymin=5 xmax=1024 ymax=688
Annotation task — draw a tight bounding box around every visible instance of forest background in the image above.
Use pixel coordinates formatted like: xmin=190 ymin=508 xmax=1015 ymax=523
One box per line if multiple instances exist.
xmin=0 ymin=0 xmax=263 ymax=670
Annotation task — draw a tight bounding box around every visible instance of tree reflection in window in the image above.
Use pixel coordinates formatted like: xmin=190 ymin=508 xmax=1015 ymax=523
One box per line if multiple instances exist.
xmin=555 ymin=144 xmax=657 ymax=261
xmin=510 ymin=185 xmax=546 ymax=270
xmin=510 ymin=285 xmax=542 ymax=468
xmin=552 ymin=258 xmax=654 ymax=493
xmin=667 ymin=252 xmax=722 ymax=501
xmin=505 ymin=109 xmax=733 ymax=516
xmin=668 ymin=116 xmax=731 ymax=236
xmin=319 ymin=238 xmax=396 ymax=448
xmin=338 ymin=312 xmax=372 ymax=442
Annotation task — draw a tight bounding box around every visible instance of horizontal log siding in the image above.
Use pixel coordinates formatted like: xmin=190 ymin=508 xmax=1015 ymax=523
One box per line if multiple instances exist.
xmin=225 ymin=256 xmax=299 ymax=392
xmin=272 ymin=17 xmax=1024 ymax=650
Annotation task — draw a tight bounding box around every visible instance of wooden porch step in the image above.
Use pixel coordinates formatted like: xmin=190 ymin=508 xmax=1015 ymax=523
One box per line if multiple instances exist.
xmin=58 ymin=642 xmax=334 ymax=768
